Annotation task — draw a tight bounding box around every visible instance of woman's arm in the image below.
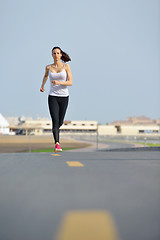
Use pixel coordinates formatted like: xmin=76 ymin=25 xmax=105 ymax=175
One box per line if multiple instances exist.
xmin=52 ymin=64 xmax=72 ymax=86
xmin=40 ymin=66 xmax=49 ymax=92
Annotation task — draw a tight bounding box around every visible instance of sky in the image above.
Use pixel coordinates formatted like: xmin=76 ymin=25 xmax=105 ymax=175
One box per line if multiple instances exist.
xmin=0 ymin=0 xmax=160 ymax=124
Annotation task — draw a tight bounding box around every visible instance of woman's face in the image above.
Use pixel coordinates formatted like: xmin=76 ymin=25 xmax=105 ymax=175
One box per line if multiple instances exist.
xmin=52 ymin=48 xmax=62 ymax=61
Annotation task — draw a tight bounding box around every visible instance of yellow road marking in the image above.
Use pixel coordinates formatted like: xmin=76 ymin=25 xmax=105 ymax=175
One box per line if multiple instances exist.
xmin=51 ymin=154 xmax=61 ymax=156
xmin=66 ymin=161 xmax=84 ymax=167
xmin=55 ymin=210 xmax=119 ymax=240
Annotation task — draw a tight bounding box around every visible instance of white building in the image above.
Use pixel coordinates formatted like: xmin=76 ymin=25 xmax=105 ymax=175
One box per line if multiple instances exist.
xmin=0 ymin=113 xmax=10 ymax=135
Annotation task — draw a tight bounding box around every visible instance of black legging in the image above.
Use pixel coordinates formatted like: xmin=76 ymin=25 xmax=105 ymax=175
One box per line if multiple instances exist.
xmin=48 ymin=95 xmax=69 ymax=144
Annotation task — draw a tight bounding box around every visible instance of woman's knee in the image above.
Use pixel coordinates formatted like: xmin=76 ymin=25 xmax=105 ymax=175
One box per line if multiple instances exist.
xmin=52 ymin=124 xmax=59 ymax=131
xmin=59 ymin=120 xmax=64 ymax=128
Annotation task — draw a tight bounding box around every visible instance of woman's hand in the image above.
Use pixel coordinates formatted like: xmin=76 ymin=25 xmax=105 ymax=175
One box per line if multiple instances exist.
xmin=52 ymin=80 xmax=60 ymax=85
xmin=40 ymin=87 xmax=45 ymax=92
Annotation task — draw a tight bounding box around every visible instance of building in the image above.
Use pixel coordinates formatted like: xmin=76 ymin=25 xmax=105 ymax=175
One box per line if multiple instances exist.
xmin=98 ymin=124 xmax=160 ymax=136
xmin=61 ymin=120 xmax=98 ymax=133
xmin=98 ymin=116 xmax=160 ymax=136
xmin=0 ymin=113 xmax=10 ymax=135
xmin=8 ymin=117 xmax=98 ymax=135
xmin=9 ymin=117 xmax=52 ymax=135
xmin=5 ymin=115 xmax=160 ymax=137
xmin=111 ymin=115 xmax=156 ymax=125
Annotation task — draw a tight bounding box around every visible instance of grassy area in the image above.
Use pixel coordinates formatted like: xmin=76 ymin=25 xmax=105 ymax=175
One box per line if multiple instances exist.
xmin=99 ymin=139 xmax=160 ymax=147
xmin=146 ymin=143 xmax=160 ymax=147
xmin=133 ymin=142 xmax=160 ymax=147
xmin=30 ymin=147 xmax=75 ymax=152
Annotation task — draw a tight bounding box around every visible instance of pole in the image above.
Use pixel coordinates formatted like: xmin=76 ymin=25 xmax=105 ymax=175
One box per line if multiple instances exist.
xmin=96 ymin=124 xmax=99 ymax=151
xmin=29 ymin=132 xmax=31 ymax=152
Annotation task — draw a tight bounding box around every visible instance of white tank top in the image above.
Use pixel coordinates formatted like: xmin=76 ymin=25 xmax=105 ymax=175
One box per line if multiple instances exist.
xmin=48 ymin=63 xmax=69 ymax=97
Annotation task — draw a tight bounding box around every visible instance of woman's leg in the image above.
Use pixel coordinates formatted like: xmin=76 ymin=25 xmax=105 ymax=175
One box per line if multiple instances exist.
xmin=59 ymin=96 xmax=69 ymax=128
xmin=48 ymin=95 xmax=60 ymax=144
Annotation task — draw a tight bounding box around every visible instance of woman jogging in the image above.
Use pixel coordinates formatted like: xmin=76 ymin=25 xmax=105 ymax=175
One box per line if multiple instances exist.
xmin=40 ymin=46 xmax=72 ymax=152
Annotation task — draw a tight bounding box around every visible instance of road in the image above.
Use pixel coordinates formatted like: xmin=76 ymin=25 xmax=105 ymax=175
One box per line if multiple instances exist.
xmin=0 ymin=150 xmax=160 ymax=240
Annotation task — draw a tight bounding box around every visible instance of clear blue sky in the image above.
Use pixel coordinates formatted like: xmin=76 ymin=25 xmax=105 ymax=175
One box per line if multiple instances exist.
xmin=1 ymin=0 xmax=160 ymax=124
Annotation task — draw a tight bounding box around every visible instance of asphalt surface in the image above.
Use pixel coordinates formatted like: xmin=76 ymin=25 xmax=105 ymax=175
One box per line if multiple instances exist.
xmin=0 ymin=150 xmax=160 ymax=240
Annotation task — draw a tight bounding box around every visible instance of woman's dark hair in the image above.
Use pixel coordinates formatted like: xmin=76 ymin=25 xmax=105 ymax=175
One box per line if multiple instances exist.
xmin=52 ymin=46 xmax=71 ymax=62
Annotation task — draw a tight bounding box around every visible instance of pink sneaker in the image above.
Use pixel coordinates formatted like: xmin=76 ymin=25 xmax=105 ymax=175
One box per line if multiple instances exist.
xmin=54 ymin=143 xmax=62 ymax=152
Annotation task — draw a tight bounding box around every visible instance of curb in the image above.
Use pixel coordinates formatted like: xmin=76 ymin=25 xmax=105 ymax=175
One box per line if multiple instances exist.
xmin=98 ymin=146 xmax=160 ymax=152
